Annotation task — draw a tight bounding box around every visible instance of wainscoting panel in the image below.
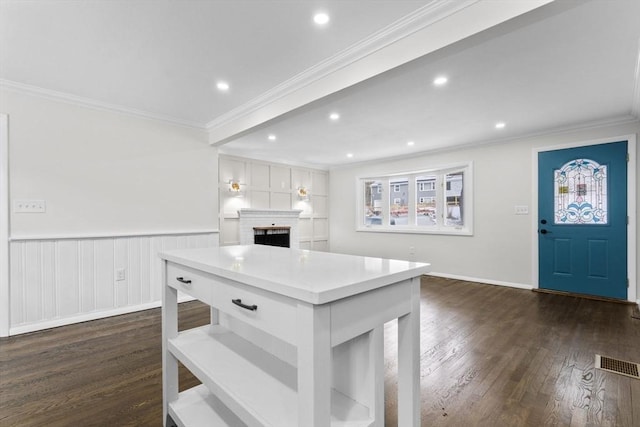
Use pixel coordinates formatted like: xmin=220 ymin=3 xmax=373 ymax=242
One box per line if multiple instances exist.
xmin=9 ymin=232 xmax=218 ymax=335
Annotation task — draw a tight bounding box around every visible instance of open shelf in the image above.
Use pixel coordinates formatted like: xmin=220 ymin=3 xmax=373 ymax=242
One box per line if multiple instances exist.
xmin=168 ymin=384 xmax=246 ymax=427
xmin=168 ymin=325 xmax=372 ymax=427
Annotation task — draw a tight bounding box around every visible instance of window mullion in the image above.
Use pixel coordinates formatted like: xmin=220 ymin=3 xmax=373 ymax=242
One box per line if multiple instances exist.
xmin=436 ymin=174 xmax=444 ymax=227
xmin=381 ymin=178 xmax=390 ymax=227
xmin=408 ymin=175 xmax=416 ymax=226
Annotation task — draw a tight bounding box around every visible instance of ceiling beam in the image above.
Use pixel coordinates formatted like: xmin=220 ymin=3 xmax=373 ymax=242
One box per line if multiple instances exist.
xmin=208 ymin=0 xmax=555 ymax=146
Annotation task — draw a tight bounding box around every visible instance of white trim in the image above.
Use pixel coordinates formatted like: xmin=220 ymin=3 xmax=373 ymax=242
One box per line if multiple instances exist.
xmin=356 ymin=228 xmax=473 ymax=237
xmin=0 ymin=79 xmax=206 ymax=130
xmin=0 ymin=114 xmax=9 ymax=337
xmin=629 ymin=137 xmax=637 ymax=303
xmin=428 ymin=272 xmax=533 ymax=291
xmin=631 ymin=37 xmax=640 ymax=118
xmin=9 ymin=229 xmax=219 ymax=242
xmin=532 ymin=134 xmax=637 ymax=303
xmin=206 ymin=0 xmax=479 ymax=132
xmin=8 ymin=295 xmax=195 ymax=336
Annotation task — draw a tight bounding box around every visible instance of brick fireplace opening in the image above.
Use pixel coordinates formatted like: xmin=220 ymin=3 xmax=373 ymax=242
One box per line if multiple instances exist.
xmin=238 ymin=209 xmax=302 ymax=249
xmin=253 ymin=226 xmax=290 ymax=248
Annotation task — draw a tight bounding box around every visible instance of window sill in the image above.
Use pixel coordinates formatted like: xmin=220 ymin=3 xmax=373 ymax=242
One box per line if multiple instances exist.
xmin=356 ymin=226 xmax=473 ymax=236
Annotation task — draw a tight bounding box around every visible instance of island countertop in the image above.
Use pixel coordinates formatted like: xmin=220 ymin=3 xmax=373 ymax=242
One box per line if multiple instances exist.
xmin=160 ymin=245 xmax=430 ymax=305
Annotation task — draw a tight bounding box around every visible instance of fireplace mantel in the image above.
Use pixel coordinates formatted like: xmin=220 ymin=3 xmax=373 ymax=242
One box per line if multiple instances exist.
xmin=238 ymin=209 xmax=302 ymax=218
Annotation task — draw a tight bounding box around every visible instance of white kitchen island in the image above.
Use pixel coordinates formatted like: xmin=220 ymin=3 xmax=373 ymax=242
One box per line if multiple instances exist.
xmin=160 ymin=245 xmax=430 ymax=427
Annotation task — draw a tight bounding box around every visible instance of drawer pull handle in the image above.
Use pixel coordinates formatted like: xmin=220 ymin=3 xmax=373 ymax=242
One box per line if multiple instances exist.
xmin=176 ymin=277 xmax=192 ymax=284
xmin=232 ymin=299 xmax=258 ymax=311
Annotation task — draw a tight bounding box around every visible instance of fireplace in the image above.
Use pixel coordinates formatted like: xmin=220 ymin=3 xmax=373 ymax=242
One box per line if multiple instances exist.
xmin=253 ymin=226 xmax=290 ymax=248
xmin=238 ymin=209 xmax=302 ymax=249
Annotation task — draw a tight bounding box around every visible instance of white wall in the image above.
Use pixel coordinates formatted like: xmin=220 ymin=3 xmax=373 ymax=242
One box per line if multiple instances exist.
xmin=1 ymin=89 xmax=220 ymax=334
xmin=2 ymin=89 xmax=217 ymax=237
xmin=329 ymin=120 xmax=640 ymax=300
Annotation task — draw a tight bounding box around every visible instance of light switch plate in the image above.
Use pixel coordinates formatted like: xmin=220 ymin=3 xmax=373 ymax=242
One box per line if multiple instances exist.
xmin=514 ymin=205 xmax=529 ymax=215
xmin=13 ymin=199 xmax=46 ymax=213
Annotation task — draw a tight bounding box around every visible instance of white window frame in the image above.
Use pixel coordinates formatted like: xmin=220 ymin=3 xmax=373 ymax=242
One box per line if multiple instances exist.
xmin=357 ymin=162 xmax=473 ymax=235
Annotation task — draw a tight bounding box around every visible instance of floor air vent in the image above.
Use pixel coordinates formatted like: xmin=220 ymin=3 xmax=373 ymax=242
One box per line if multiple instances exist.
xmin=595 ymin=355 xmax=640 ymax=379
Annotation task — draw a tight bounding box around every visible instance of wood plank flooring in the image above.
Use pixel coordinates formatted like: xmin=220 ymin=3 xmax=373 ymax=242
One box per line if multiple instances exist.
xmin=1 ymin=276 xmax=638 ymax=426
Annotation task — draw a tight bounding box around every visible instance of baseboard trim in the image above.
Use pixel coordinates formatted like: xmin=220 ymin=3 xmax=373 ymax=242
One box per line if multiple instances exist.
xmin=8 ymin=295 xmax=196 ymax=336
xmin=427 ymin=272 xmax=533 ymax=290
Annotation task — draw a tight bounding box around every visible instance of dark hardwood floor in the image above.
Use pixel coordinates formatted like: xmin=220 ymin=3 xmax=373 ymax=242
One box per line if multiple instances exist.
xmin=1 ymin=276 xmax=638 ymax=426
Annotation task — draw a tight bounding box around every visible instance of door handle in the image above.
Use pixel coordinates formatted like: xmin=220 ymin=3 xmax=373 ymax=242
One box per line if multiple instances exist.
xmin=539 ymin=229 xmax=552 ymax=234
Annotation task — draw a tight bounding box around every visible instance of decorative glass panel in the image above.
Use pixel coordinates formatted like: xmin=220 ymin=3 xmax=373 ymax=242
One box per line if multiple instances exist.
xmin=389 ymin=178 xmax=408 ymax=225
xmin=554 ymin=158 xmax=607 ymax=224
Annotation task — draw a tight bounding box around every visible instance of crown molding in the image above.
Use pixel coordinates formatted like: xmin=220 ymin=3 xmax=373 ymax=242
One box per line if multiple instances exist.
xmin=329 ymin=115 xmax=640 ymax=170
xmin=205 ymin=0 xmax=479 ymax=132
xmin=0 ymin=79 xmax=207 ymax=130
xmin=632 ymin=37 xmax=640 ymax=118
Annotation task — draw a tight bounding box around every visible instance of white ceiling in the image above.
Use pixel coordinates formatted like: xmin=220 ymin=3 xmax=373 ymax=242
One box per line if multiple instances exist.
xmin=2 ymin=0 xmax=639 ymax=169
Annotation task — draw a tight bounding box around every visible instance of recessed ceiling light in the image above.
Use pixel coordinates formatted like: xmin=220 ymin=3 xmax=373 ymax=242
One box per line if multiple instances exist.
xmin=346 ymin=153 xmax=354 ymax=158
xmin=314 ymin=12 xmax=330 ymax=25
xmin=495 ymin=122 xmax=506 ymax=129
xmin=407 ymin=141 xmax=415 ymax=146
xmin=216 ymin=81 xmax=230 ymax=91
xmin=329 ymin=112 xmax=340 ymax=121
xmin=268 ymin=134 xmax=276 ymax=141
xmin=433 ymin=76 xmax=448 ymax=86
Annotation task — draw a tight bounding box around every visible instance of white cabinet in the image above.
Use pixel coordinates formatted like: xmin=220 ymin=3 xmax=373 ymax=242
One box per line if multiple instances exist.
xmin=161 ymin=245 xmax=429 ymax=427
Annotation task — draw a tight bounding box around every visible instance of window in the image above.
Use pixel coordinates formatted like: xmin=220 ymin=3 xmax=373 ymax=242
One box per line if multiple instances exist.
xmin=445 ymin=172 xmax=464 ymax=227
xmin=389 ymin=179 xmax=408 ymax=225
xmin=418 ymin=196 xmax=435 ymax=204
xmin=418 ymin=181 xmax=435 ymax=191
xmin=357 ymin=163 xmax=472 ymax=235
xmin=363 ymin=180 xmax=383 ymax=225
xmin=554 ymin=158 xmax=607 ymax=224
xmin=416 ymin=175 xmax=437 ymax=226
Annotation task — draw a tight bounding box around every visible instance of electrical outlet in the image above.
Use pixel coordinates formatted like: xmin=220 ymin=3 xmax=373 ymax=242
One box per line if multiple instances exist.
xmin=116 ymin=268 xmax=126 ymax=281
xmin=13 ymin=199 xmax=46 ymax=213
xmin=514 ymin=205 xmax=529 ymax=215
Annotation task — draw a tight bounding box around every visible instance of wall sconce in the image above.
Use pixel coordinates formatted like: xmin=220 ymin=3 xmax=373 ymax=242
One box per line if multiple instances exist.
xmin=228 ymin=180 xmax=242 ymax=194
xmin=297 ymin=186 xmax=309 ymax=200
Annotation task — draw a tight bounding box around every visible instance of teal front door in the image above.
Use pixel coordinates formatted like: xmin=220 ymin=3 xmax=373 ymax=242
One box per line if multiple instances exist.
xmin=538 ymin=141 xmax=627 ymax=299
